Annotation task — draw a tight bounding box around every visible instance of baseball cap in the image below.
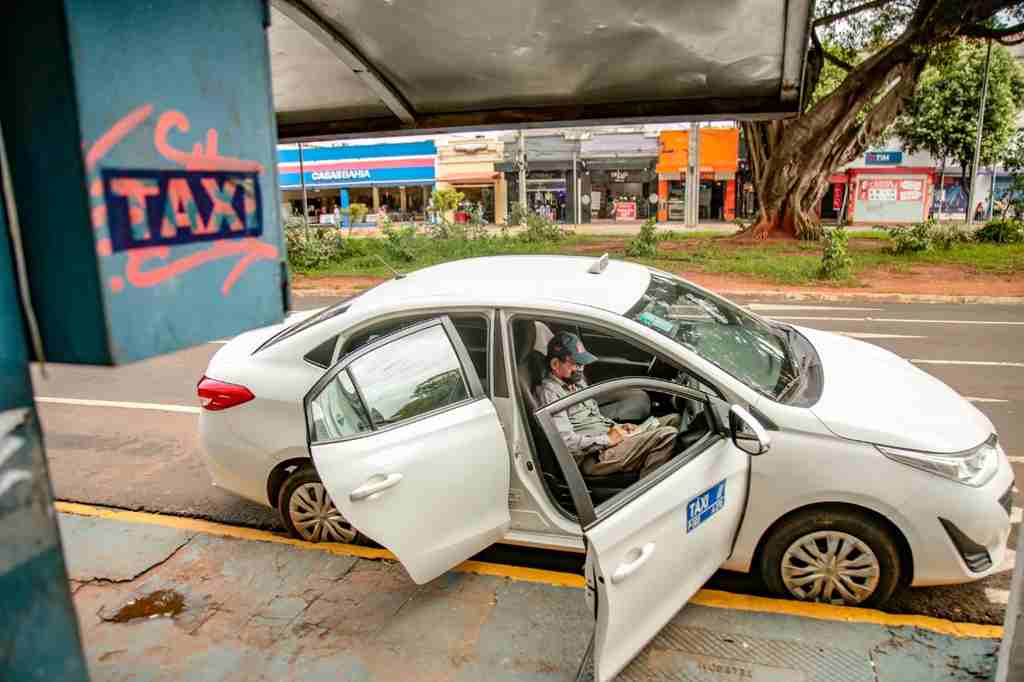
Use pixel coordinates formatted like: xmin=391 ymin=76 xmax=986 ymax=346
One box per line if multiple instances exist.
xmin=547 ymin=331 xmax=597 ymax=365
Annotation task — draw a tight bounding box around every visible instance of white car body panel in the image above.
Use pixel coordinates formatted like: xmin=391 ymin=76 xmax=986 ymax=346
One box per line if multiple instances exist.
xmin=588 ymin=438 xmax=749 ymax=682
xmin=197 ymin=255 xmax=1013 ymax=604
xmin=312 ymin=398 xmax=511 ymax=584
xmin=799 ymin=326 xmax=993 ymax=453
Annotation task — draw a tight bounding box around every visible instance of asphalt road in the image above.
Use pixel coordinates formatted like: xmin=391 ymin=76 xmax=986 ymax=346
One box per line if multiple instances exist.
xmin=34 ymin=294 xmax=1023 ymax=625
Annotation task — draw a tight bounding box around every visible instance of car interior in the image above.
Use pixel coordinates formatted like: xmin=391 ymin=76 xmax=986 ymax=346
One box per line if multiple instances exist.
xmin=511 ymin=318 xmax=714 ymax=515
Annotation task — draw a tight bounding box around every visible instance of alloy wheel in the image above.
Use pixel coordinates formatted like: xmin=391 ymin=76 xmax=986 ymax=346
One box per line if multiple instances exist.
xmin=288 ymin=481 xmax=357 ymax=543
xmin=780 ymin=530 xmax=880 ymax=605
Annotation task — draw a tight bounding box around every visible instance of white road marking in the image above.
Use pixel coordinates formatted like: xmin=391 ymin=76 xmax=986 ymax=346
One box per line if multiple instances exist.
xmin=911 ymin=360 xmax=1024 ymax=368
xmin=36 ymin=397 xmax=200 ymax=414
xmin=1007 ymin=457 xmax=1024 ymax=464
xmin=210 ymin=340 xmax=229 ymax=344
xmin=775 ymin=316 xmax=1024 ymax=326
xmin=838 ymin=332 xmax=926 ymax=339
xmin=1012 ymin=507 xmax=1022 ymax=525
xmin=986 ymin=588 xmax=1010 ymax=605
xmin=748 ymin=305 xmax=884 ymax=312
xmin=966 ymin=397 xmax=1009 ymax=403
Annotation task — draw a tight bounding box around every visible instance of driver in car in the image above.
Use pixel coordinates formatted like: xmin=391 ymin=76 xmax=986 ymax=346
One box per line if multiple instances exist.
xmin=537 ymin=332 xmax=682 ymax=477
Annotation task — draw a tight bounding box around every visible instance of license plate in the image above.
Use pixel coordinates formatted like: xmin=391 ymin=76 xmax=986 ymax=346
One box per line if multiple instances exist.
xmin=687 ymin=480 xmax=726 ymax=533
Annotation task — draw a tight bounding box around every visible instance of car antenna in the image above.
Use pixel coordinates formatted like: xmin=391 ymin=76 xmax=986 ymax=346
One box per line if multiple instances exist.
xmin=373 ymin=254 xmax=406 ymax=279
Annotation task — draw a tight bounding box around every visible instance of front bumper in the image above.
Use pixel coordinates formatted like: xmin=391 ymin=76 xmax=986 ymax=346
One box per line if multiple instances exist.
xmin=904 ymin=447 xmax=1014 ymax=587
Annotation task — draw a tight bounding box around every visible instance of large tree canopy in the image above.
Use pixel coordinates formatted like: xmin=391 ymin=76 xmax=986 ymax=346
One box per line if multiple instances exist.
xmin=742 ymin=0 xmax=1024 ymax=239
xmin=894 ymin=40 xmax=1024 ymax=174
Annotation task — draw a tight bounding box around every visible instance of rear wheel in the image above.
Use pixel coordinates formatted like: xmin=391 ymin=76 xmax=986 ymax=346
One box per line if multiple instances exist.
xmin=760 ymin=507 xmax=902 ymax=608
xmin=277 ymin=465 xmax=363 ymax=544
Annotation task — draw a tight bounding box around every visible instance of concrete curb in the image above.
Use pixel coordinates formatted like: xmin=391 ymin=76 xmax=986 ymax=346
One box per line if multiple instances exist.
xmin=292 ymin=287 xmax=1024 ymax=305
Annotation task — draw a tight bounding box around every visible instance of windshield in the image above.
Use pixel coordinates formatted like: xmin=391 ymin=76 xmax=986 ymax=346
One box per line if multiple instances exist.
xmin=626 ymin=272 xmax=805 ymax=401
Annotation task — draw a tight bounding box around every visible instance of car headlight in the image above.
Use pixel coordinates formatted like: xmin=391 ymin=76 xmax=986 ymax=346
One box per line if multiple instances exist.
xmin=877 ymin=435 xmax=999 ymax=487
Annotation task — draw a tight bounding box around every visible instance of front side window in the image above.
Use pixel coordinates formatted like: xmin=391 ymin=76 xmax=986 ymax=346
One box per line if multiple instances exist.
xmin=626 ymin=272 xmax=815 ymax=403
xmin=348 ymin=325 xmax=469 ymax=427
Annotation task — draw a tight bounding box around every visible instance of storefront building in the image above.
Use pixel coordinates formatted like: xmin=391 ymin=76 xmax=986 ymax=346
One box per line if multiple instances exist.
xmin=498 ymin=133 xmax=583 ymax=224
xmin=582 ymin=133 xmax=659 ymax=221
xmin=828 ymin=148 xmax=934 ymax=225
xmin=435 ymin=137 xmax=507 ymax=224
xmin=278 ymin=140 xmax=436 ymax=224
xmin=656 ymin=128 xmax=739 ymax=222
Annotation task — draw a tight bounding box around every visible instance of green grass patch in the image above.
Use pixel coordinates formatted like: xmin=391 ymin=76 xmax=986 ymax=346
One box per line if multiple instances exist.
xmin=291 ymin=230 xmax=1024 ymax=286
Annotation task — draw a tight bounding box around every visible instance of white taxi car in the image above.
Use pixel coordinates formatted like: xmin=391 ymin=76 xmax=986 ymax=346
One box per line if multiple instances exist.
xmin=199 ymin=255 xmax=1013 ymax=678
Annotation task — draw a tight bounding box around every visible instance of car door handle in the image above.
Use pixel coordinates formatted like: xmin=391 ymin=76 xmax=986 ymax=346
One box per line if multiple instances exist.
xmin=611 ymin=543 xmax=655 ymax=584
xmin=349 ymin=473 xmax=404 ymax=501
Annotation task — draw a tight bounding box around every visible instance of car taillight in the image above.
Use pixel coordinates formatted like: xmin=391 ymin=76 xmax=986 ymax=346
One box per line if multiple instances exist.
xmin=197 ymin=376 xmax=254 ymax=411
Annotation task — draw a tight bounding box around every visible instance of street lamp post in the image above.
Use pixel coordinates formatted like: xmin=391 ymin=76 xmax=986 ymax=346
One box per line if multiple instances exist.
xmin=298 ymin=141 xmax=309 ymax=229
xmin=966 ymin=38 xmax=993 ymax=227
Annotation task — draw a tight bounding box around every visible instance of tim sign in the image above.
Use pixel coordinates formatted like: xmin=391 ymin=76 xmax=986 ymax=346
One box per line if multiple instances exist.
xmin=102 ymin=169 xmax=262 ymax=252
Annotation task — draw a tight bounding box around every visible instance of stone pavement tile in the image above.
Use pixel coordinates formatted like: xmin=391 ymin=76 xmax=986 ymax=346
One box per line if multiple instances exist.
xmin=61 ymin=513 xmax=1001 ymax=682
xmin=59 ymin=513 xmax=195 ymax=582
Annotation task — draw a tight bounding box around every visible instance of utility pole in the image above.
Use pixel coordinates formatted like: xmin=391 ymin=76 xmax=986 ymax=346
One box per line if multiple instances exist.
xmin=298 ymin=141 xmax=309 ymax=229
xmin=571 ymin=149 xmax=578 ymax=227
xmin=967 ymin=38 xmax=993 ymax=227
xmin=686 ymin=122 xmax=700 ymax=227
xmin=518 ymin=129 xmax=527 ymax=216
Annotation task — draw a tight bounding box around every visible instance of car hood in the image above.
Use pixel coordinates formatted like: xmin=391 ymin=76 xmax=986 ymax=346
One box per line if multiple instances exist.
xmin=796 ymin=326 xmax=993 ymax=453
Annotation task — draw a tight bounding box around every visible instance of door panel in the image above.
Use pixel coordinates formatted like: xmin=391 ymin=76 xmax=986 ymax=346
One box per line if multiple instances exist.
xmin=532 ymin=376 xmax=751 ymax=682
xmin=312 ymin=398 xmax=510 ymax=584
xmin=587 ymin=438 xmax=748 ymax=681
xmin=307 ymin=317 xmax=510 ymax=585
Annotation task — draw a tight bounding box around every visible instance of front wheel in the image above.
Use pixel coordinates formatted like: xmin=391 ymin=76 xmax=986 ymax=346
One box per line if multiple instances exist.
xmin=277 ymin=464 xmax=364 ymax=544
xmin=759 ymin=507 xmax=903 ymax=608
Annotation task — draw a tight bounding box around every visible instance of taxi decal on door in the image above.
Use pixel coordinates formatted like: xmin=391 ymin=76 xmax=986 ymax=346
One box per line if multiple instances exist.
xmin=686 ymin=480 xmax=726 ymax=533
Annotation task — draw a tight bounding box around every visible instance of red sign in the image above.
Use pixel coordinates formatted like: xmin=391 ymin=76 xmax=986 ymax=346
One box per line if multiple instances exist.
xmin=832 ymin=184 xmax=843 ymax=210
xmin=614 ymin=201 xmax=637 ymax=220
xmin=857 ymin=178 xmax=924 ymax=203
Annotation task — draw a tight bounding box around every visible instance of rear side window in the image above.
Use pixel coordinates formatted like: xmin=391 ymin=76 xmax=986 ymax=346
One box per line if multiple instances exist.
xmin=310 ymin=371 xmax=371 ymax=442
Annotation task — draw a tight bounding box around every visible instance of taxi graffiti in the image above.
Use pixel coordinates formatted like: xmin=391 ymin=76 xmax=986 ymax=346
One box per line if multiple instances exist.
xmin=102 ymin=169 xmax=262 ymax=252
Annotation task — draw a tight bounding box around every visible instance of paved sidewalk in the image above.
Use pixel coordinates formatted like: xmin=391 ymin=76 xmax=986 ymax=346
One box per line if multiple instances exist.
xmin=60 ymin=507 xmax=1003 ymax=681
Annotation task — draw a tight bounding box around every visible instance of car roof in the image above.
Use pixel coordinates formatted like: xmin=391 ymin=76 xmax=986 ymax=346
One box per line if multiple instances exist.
xmin=350 ymin=255 xmax=651 ymax=314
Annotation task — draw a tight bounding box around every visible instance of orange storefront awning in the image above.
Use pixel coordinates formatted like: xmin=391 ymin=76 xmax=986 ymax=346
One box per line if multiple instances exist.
xmin=656 ymin=128 xmax=739 ymax=175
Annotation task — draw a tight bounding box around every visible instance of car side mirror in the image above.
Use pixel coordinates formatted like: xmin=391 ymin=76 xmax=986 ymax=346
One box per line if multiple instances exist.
xmin=729 ymin=405 xmax=771 ymax=456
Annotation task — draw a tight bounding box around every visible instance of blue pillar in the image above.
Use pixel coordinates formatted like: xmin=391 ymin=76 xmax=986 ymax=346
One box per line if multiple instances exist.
xmin=340 ymin=188 xmax=350 ymax=227
xmin=0 ymin=165 xmax=89 ymax=681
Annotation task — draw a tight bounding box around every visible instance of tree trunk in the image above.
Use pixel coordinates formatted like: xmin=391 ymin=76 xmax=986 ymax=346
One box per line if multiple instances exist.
xmin=740 ymin=0 xmax=1003 ymax=240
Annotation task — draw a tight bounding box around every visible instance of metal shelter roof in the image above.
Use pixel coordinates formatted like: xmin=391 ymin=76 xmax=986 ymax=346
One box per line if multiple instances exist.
xmin=269 ymin=0 xmax=813 ymax=141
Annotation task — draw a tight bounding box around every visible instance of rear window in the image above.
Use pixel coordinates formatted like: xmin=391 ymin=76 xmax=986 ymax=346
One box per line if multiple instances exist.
xmin=254 ymin=285 xmax=380 ymax=354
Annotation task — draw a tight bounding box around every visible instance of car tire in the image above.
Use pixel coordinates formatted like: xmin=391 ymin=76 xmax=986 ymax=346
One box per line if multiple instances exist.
xmin=277 ymin=464 xmax=365 ymax=545
xmin=759 ymin=507 xmax=902 ymax=608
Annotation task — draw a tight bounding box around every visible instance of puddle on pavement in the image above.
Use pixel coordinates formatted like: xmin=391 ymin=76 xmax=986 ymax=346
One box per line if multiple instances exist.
xmin=106 ymin=589 xmax=185 ymax=622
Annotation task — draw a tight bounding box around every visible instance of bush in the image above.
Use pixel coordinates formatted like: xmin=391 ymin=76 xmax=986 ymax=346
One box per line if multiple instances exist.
xmin=518 ymin=211 xmax=566 ymax=243
xmin=975 ymin=218 xmax=1024 ymax=244
xmin=285 ymin=226 xmax=360 ymax=270
xmin=818 ymin=226 xmax=852 ymax=279
xmin=886 ymin=220 xmax=936 ymax=254
xmin=345 ymin=202 xmax=369 ymax=226
xmin=381 ymin=222 xmax=417 ymax=263
xmin=508 ymin=201 xmax=527 ymax=227
xmin=625 ymin=217 xmax=660 ymax=258
xmin=932 ymin=223 xmax=973 ymax=250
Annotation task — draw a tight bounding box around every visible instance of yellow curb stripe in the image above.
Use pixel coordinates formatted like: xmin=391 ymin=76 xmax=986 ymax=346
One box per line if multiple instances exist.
xmin=55 ymin=501 xmax=1001 ymax=639
xmin=688 ymin=589 xmax=1003 ymax=640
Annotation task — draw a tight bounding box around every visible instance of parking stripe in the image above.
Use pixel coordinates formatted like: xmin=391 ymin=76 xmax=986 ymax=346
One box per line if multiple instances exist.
xmin=839 ymin=332 xmax=926 ymax=339
xmin=967 ymin=397 xmax=1010 ymax=403
xmin=55 ymin=501 xmax=1004 ymax=639
xmin=1012 ymin=507 xmax=1022 ymax=525
xmin=36 ymin=397 xmax=200 ymax=414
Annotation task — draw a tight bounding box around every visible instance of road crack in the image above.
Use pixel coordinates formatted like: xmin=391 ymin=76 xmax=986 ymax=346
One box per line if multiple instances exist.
xmin=77 ymin=535 xmax=195 ymax=588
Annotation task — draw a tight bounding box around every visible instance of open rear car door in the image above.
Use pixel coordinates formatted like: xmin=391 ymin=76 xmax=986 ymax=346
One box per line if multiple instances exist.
xmin=534 ymin=378 xmax=769 ymax=681
xmin=304 ymin=316 xmax=511 ymax=584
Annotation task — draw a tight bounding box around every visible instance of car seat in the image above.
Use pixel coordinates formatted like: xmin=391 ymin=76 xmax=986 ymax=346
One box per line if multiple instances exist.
xmin=513 ymin=320 xmax=645 ymax=505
